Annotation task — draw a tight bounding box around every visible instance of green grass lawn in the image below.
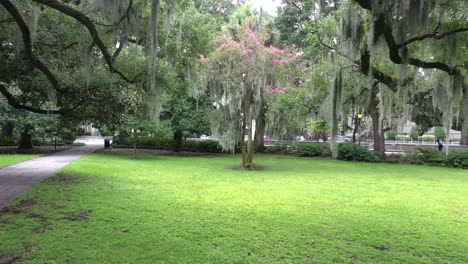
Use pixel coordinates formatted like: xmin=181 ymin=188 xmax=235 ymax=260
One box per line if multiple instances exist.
xmin=0 ymin=154 xmax=41 ymax=168
xmin=1 ymin=153 xmax=467 ymax=263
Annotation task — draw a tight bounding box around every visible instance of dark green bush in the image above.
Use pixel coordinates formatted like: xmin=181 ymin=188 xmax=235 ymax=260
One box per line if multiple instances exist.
xmin=445 ymin=151 xmax=468 ymax=169
xmin=386 ymin=131 xmax=397 ymax=140
xmin=0 ymin=137 xmax=16 ymax=146
xmin=60 ymin=130 xmax=77 ymax=145
xmin=265 ymin=145 xmax=290 ymax=153
xmin=407 ymin=148 xmax=445 ymax=165
xmin=115 ymin=137 xmax=224 ymax=153
xmin=296 ymin=143 xmax=331 ymax=157
xmin=337 ymin=143 xmax=380 ymax=162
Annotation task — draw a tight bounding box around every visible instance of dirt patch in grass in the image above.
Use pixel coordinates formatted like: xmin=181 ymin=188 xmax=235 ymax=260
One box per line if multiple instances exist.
xmin=372 ymin=245 xmax=390 ymax=251
xmin=43 ymin=173 xmax=81 ymax=186
xmin=0 ymin=243 xmax=33 ymax=264
xmin=228 ymin=165 xmax=269 ymax=171
xmin=63 ymin=210 xmax=92 ymax=221
xmin=0 ymin=254 xmax=22 ymax=264
xmin=0 ymin=199 xmax=37 ymax=217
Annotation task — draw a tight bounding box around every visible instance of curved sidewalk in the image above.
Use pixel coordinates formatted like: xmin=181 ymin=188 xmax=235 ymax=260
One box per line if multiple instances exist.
xmin=0 ymin=139 xmax=103 ymax=208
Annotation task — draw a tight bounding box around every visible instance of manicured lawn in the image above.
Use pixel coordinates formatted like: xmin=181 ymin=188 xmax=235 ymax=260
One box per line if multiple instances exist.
xmin=1 ymin=153 xmax=467 ymax=263
xmin=0 ymin=154 xmax=41 ymax=168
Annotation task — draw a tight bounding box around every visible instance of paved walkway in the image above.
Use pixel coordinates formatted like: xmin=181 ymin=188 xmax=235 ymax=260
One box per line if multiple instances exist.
xmin=0 ymin=138 xmax=103 ymax=208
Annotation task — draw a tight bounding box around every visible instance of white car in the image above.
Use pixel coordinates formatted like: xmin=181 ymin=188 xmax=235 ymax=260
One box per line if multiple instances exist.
xmin=200 ymin=135 xmax=211 ymax=140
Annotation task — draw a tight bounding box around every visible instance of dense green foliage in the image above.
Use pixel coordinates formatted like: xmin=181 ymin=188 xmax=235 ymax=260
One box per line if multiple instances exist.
xmin=446 ymin=151 xmax=468 ymax=169
xmin=114 ymin=137 xmax=224 ymax=153
xmin=296 ymin=143 xmax=331 ymax=157
xmin=337 ymin=144 xmax=380 ymax=162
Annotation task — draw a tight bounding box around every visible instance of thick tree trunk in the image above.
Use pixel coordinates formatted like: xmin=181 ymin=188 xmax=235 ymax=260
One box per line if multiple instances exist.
xmin=1 ymin=122 xmax=14 ymax=138
xmin=254 ymin=106 xmax=266 ymax=152
xmin=461 ymin=84 xmax=468 ymax=145
xmin=173 ymin=130 xmax=183 ymax=152
xmin=18 ymin=130 xmax=33 ymax=149
xmin=369 ymin=83 xmax=385 ymax=158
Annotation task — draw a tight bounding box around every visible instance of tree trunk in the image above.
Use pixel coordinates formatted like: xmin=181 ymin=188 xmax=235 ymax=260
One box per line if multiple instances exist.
xmin=461 ymin=84 xmax=468 ymax=145
xmin=244 ymin=119 xmax=255 ymax=170
xmin=254 ymin=105 xmax=266 ymax=152
xmin=18 ymin=130 xmax=33 ymax=149
xmin=240 ymin=115 xmax=247 ymax=167
xmin=1 ymin=122 xmax=14 ymax=138
xmin=369 ymin=83 xmax=385 ymax=158
xmin=173 ymin=130 xmax=183 ymax=152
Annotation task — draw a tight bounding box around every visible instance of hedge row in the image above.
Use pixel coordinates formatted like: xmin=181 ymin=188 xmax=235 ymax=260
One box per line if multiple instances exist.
xmin=296 ymin=143 xmax=379 ymax=162
xmin=114 ymin=137 xmax=226 ymax=153
xmin=407 ymin=148 xmax=468 ymax=169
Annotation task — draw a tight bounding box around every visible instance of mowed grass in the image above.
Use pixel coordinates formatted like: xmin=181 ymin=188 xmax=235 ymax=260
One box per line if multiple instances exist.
xmin=1 ymin=153 xmax=467 ymax=263
xmin=0 ymin=154 xmax=41 ymax=168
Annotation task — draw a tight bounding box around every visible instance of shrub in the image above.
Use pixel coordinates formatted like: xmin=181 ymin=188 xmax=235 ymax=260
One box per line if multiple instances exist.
xmin=445 ymin=151 xmax=468 ymax=169
xmin=296 ymin=143 xmax=331 ymax=157
xmin=396 ymin=135 xmax=411 ymax=142
xmin=0 ymin=137 xmax=16 ymax=146
xmin=184 ymin=140 xmax=222 ymax=153
xmin=407 ymin=148 xmax=445 ymax=165
xmin=409 ymin=126 xmax=419 ymax=140
xmin=386 ymin=131 xmax=397 ymax=140
xmin=60 ymin=130 xmax=77 ymax=145
xmin=265 ymin=145 xmax=290 ymax=153
xmin=114 ymin=137 xmax=225 ymax=153
xmin=418 ymin=135 xmax=436 ymax=142
xmin=434 ymin=127 xmax=446 ymax=141
xmin=337 ymin=143 xmax=380 ymax=162
xmin=137 ymin=137 xmax=173 ymax=150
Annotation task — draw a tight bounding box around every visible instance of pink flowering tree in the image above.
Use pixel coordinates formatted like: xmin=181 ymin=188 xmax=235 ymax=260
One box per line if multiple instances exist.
xmin=200 ymin=27 xmax=300 ymax=169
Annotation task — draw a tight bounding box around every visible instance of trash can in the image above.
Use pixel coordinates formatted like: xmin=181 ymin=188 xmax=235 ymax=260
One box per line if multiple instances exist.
xmin=104 ymin=139 xmax=111 ymax=148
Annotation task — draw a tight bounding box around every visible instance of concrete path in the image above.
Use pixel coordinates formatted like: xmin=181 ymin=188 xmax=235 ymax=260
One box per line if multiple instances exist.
xmin=0 ymin=138 xmax=104 ymax=208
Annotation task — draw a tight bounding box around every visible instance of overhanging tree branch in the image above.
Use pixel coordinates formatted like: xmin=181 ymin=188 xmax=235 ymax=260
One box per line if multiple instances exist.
xmin=0 ymin=83 xmax=61 ymax=114
xmin=0 ymin=0 xmax=64 ymax=93
xmin=32 ymin=0 xmax=136 ymax=83
xmin=396 ymin=28 xmax=468 ymax=48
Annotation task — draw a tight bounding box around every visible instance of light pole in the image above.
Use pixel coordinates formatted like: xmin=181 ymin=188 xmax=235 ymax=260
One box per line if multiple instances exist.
xmin=357 ymin=113 xmax=363 ymax=145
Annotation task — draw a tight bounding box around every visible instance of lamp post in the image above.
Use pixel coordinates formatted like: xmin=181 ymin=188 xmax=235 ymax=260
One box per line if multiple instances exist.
xmin=357 ymin=114 xmax=363 ymax=145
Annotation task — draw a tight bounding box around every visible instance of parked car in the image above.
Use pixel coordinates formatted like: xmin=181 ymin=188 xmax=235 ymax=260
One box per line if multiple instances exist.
xmin=336 ymin=135 xmax=352 ymax=142
xmin=295 ymin=136 xmax=306 ymax=142
xmin=200 ymin=134 xmax=211 ymax=140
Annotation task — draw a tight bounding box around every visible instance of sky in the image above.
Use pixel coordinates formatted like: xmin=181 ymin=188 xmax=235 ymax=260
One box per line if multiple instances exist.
xmin=247 ymin=0 xmax=283 ymax=16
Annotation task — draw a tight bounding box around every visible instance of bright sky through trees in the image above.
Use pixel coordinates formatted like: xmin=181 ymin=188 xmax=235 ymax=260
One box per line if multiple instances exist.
xmin=247 ymin=0 xmax=282 ymax=15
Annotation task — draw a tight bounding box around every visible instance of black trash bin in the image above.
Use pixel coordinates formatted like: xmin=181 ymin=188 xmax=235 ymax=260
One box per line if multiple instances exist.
xmin=104 ymin=139 xmax=111 ymax=148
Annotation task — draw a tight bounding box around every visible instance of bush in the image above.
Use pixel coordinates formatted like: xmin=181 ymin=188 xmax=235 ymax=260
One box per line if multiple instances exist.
xmin=434 ymin=127 xmax=446 ymax=141
xmin=396 ymin=135 xmax=411 ymax=142
xmin=418 ymin=135 xmax=436 ymax=142
xmin=114 ymin=137 xmax=224 ymax=153
xmin=265 ymin=145 xmax=290 ymax=153
xmin=60 ymin=130 xmax=77 ymax=145
xmin=0 ymin=137 xmax=16 ymax=146
xmin=445 ymin=151 xmax=468 ymax=169
xmin=409 ymin=126 xmax=419 ymax=140
xmin=337 ymin=143 xmax=380 ymax=162
xmin=182 ymin=140 xmax=222 ymax=153
xmin=407 ymin=148 xmax=445 ymax=165
xmin=386 ymin=131 xmax=397 ymax=140
xmin=136 ymin=137 xmax=173 ymax=150
xmin=296 ymin=143 xmax=331 ymax=157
